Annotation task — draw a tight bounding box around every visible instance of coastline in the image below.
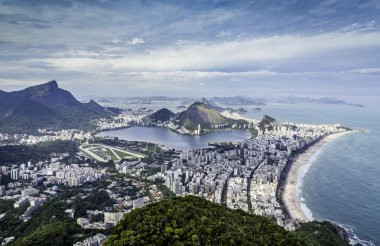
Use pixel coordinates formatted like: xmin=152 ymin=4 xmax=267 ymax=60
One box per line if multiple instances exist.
xmin=282 ymin=131 xmax=351 ymax=223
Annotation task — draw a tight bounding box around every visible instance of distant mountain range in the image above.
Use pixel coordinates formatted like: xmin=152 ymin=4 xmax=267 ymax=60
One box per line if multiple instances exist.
xmin=0 ymin=81 xmax=113 ymax=133
xmin=92 ymin=95 xmax=364 ymax=108
xmin=209 ymin=96 xmax=266 ymax=106
xmin=276 ymin=96 xmax=364 ymax=107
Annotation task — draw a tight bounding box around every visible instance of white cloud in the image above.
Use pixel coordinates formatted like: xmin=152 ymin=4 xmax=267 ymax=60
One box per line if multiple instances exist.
xmin=127 ymin=37 xmax=145 ymax=45
xmin=350 ymin=68 xmax=380 ymax=74
xmin=112 ymin=39 xmax=123 ymax=44
xmin=40 ymin=31 xmax=380 ymax=73
xmin=341 ymin=21 xmax=377 ymax=33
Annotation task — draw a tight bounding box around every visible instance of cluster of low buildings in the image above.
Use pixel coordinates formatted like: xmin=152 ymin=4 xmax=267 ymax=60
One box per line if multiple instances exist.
xmin=76 ymin=210 xmax=126 ymax=230
xmin=0 ymin=129 xmax=93 ymax=146
xmin=0 ymin=153 xmax=110 ymax=223
xmin=96 ymin=110 xmax=148 ymax=130
xmin=1 ymin=158 xmax=108 ymax=193
xmin=73 ymin=233 xmax=107 ymax=246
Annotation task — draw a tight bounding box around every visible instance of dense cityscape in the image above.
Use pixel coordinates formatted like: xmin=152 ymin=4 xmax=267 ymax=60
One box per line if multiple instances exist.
xmin=0 ymin=105 xmax=348 ymax=245
xmin=1 ymin=0 xmax=378 ymax=244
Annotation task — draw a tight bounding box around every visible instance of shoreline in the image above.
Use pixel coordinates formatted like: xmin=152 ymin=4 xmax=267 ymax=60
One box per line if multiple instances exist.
xmin=282 ymin=131 xmax=351 ymax=223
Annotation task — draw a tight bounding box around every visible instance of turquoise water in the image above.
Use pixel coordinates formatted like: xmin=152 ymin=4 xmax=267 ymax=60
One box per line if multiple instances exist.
xmin=96 ymin=126 xmax=251 ymax=150
xmin=245 ymin=103 xmax=380 ymax=245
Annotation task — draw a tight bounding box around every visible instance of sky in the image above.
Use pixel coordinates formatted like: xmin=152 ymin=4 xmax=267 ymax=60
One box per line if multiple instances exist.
xmin=0 ymin=0 xmax=379 ymax=102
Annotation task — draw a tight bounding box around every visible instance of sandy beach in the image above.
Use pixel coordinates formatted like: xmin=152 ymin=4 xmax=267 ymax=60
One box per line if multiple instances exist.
xmin=282 ymin=131 xmax=351 ymax=223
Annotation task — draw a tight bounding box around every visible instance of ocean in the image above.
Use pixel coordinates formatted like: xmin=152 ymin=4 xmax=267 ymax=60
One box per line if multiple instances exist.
xmin=245 ymin=103 xmax=380 ymax=245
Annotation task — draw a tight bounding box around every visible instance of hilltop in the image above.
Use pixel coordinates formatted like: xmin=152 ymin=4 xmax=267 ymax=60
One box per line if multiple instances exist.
xmin=176 ymin=102 xmax=247 ymax=131
xmin=105 ymin=196 xmax=348 ymax=246
xmin=0 ymin=81 xmax=112 ymax=133
xmin=149 ymin=108 xmax=175 ymax=122
xmin=259 ymin=115 xmax=277 ymax=131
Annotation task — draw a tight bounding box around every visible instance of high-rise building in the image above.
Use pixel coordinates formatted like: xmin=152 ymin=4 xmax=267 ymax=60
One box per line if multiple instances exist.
xmin=161 ymin=163 xmax=168 ymax=173
xmin=133 ymin=198 xmax=144 ymax=209
xmin=0 ymin=185 xmax=5 ymax=196
xmin=104 ymin=212 xmax=125 ymax=226
xmin=173 ymin=180 xmax=181 ymax=194
xmin=11 ymin=169 xmax=19 ymax=180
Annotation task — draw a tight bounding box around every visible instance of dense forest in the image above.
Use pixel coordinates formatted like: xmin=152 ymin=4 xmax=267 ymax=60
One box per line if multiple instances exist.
xmin=105 ymin=196 xmax=348 ymax=246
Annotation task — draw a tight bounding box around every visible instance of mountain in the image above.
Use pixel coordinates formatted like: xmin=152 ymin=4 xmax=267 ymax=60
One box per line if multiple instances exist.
xmin=277 ymin=96 xmax=364 ymax=107
xmin=210 ymin=96 xmax=266 ymax=106
xmin=149 ymin=108 xmax=175 ymax=122
xmin=225 ymin=107 xmax=248 ymax=114
xmin=201 ymin=97 xmax=225 ymax=112
xmin=259 ymin=115 xmax=277 ymax=131
xmin=105 ymin=196 xmax=348 ymax=246
xmin=176 ymin=102 xmax=247 ymax=130
xmin=0 ymin=80 xmax=112 ymax=133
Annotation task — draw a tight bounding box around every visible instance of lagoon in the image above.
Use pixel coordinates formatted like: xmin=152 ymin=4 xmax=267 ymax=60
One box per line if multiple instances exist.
xmin=96 ymin=126 xmax=251 ymax=150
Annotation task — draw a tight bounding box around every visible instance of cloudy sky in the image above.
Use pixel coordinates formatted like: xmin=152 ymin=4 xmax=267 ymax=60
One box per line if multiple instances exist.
xmin=0 ymin=0 xmax=379 ymax=102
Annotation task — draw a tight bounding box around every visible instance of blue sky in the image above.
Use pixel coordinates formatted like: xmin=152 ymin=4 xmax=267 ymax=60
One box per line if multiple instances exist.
xmin=0 ymin=0 xmax=379 ymax=102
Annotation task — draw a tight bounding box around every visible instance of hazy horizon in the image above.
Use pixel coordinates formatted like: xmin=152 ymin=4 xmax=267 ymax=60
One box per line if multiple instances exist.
xmin=1 ymin=0 xmax=380 ymax=103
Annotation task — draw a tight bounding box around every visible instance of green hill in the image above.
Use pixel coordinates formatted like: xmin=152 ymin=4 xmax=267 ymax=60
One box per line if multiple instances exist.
xmin=149 ymin=108 xmax=175 ymax=122
xmin=105 ymin=196 xmax=348 ymax=246
xmin=176 ymin=102 xmax=247 ymax=130
xmin=259 ymin=115 xmax=277 ymax=131
xmin=105 ymin=196 xmax=302 ymax=245
xmin=0 ymin=81 xmax=113 ymax=133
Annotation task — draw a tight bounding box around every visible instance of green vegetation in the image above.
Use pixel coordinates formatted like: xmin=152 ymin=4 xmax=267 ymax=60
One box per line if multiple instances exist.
xmin=105 ymin=196 xmax=304 ymax=246
xmin=209 ymin=142 xmax=236 ymax=151
xmin=0 ymin=140 xmax=76 ymax=165
xmin=13 ymin=221 xmax=80 ymax=246
xmin=105 ymin=196 xmax=348 ymax=246
xmin=105 ymin=149 xmax=119 ymax=161
xmin=149 ymin=108 xmax=175 ymax=122
xmin=296 ymin=221 xmax=349 ymax=246
xmin=155 ymin=183 xmax=176 ymax=199
xmin=249 ymin=128 xmax=258 ymax=138
xmin=72 ymin=189 xmax=114 ymax=217
xmin=114 ymin=150 xmax=136 ymax=160
xmin=0 ymin=203 xmax=29 ymax=241
xmin=0 ymin=189 xmax=110 ymax=245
